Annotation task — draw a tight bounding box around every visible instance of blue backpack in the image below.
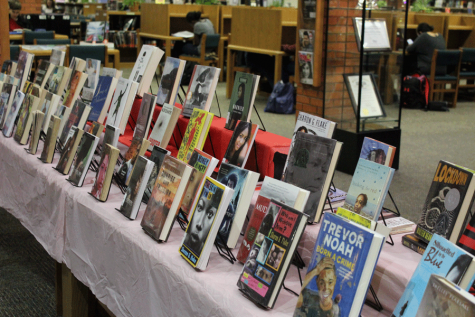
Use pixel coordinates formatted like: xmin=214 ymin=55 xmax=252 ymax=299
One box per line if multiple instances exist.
xmin=264 ymin=81 xmax=295 ymax=114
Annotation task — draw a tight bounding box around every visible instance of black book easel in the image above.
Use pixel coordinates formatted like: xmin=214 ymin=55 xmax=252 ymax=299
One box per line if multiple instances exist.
xmin=113 ymin=172 xmax=128 ymax=194
xmin=282 ymin=250 xmax=305 ymax=296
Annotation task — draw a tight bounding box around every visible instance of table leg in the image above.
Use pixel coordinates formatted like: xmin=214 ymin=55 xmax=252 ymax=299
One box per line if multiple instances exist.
xmin=226 ymin=47 xmax=234 ymax=99
xmin=61 ymin=263 xmax=90 ymax=317
xmin=56 ymin=261 xmax=63 ymax=316
xmin=274 ymin=55 xmax=283 ymax=85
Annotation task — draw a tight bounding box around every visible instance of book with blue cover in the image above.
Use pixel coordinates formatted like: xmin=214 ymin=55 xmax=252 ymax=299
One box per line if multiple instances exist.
xmin=392 ymin=234 xmax=475 ymax=317
xmin=359 ymin=137 xmax=396 ymax=167
xmin=293 ymin=212 xmax=385 ymax=317
xmin=88 ymin=76 xmax=117 ymax=123
xmin=343 ymin=158 xmax=395 ymax=221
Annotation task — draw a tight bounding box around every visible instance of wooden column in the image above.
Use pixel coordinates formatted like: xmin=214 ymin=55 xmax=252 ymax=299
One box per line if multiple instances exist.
xmin=0 ymin=0 xmax=10 ymax=64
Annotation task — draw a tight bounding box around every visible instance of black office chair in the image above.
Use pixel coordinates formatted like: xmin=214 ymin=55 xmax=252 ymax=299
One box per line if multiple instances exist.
xmin=34 ymin=38 xmax=72 ymax=45
xmin=10 ymin=45 xmax=20 ymax=60
xmin=23 ymin=30 xmax=55 ymax=45
xmin=66 ymin=45 xmax=107 ymax=67
xmin=428 ymin=49 xmax=462 ymax=108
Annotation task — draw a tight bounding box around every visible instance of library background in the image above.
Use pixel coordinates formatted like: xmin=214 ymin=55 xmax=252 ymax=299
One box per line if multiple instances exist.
xmin=1 ymin=0 xmax=475 ymax=316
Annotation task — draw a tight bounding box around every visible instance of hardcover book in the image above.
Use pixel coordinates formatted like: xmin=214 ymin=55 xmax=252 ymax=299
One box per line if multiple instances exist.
xmin=0 ymin=83 xmax=17 ymax=129
xmin=222 ymin=121 xmax=258 ymax=168
xmin=23 ymin=81 xmax=41 ymax=97
xmin=290 ymin=112 xmax=336 ymax=156
xmin=176 ymin=108 xmax=214 ymax=163
xmin=299 ymin=29 xmax=315 ymax=52
xmin=62 ymin=70 xmax=87 ymax=108
xmin=129 ymin=45 xmax=164 ymax=97
xmin=88 ymin=121 xmax=104 ymax=138
xmin=102 ymin=124 xmax=121 ymax=151
xmin=38 ymin=91 xmax=61 ymax=133
xmin=14 ymin=93 xmax=40 ymax=144
xmin=155 ymin=57 xmax=185 ymax=107
xmin=148 ymin=102 xmax=181 ymax=150
xmin=68 ymin=132 xmax=99 ymax=187
xmin=141 ymin=156 xmax=192 ymax=241
xmin=119 ymin=156 xmax=154 ymax=220
xmin=178 ymin=149 xmax=219 ymax=220
xmin=343 ymin=158 xmax=395 ymax=222
xmin=1 ymin=60 xmax=16 ymax=75
xmin=117 ymin=137 xmax=150 ymax=186
xmin=336 ymin=206 xmax=376 ymax=230
xmin=238 ymin=200 xmax=309 ymax=309
xmin=293 ymin=212 xmax=385 ymax=317
xmin=415 ymin=161 xmax=475 ymax=244
xmin=360 ymin=137 xmax=396 ymax=167
xmin=45 ymin=66 xmax=71 ymax=95
xmin=81 ymin=58 xmax=101 ymax=102
xmin=2 ymin=91 xmax=25 ymax=137
xmin=28 ymin=111 xmax=45 ymax=155
xmin=33 ymin=60 xmax=54 ymax=89
xmin=179 ymin=177 xmax=234 ymax=270
xmin=49 ymin=48 xmax=65 ymax=66
xmin=133 ymin=93 xmax=156 ymax=140
xmin=392 ymin=234 xmax=475 ymax=317
xmin=101 ymin=67 xmax=122 ymax=78
xmin=298 ymin=51 xmax=314 ymax=85
xmin=402 ymin=233 xmax=428 ymax=255
xmin=457 ymin=209 xmax=475 ymax=255
xmin=105 ymin=77 xmax=139 ymax=134
xmin=88 ymin=75 xmax=118 ymax=124
xmin=142 ymin=145 xmax=170 ymax=203
xmin=55 ymin=105 xmax=72 ymax=138
xmin=236 ymin=176 xmax=310 ymax=263
xmin=216 ymin=163 xmax=259 ymax=249
xmin=59 ymin=100 xmax=90 ymax=146
xmin=56 ymin=127 xmax=84 ymax=175
xmin=283 ymin=132 xmax=342 ymax=223
xmin=39 ymin=115 xmax=61 ymax=164
xmin=380 ymin=216 xmax=415 ymax=234
xmin=13 ymin=50 xmax=34 ymax=92
xmin=90 ymin=144 xmax=120 ymax=202
xmin=224 ymin=72 xmax=259 ymax=130
xmin=181 ymin=65 xmax=220 ymax=118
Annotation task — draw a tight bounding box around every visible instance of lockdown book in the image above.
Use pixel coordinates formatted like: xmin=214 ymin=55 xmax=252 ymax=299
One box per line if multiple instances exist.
xmin=222 ymin=121 xmax=258 ymax=168
xmin=176 ymin=108 xmax=213 ymax=163
xmin=392 ymin=234 xmax=475 ymax=317
xmin=343 ymin=158 xmax=395 ymax=222
xmin=359 ymin=137 xmax=396 ymax=167
xmin=224 ymin=72 xmax=258 ymax=130
xmin=415 ymin=161 xmax=475 ymax=244
xmin=293 ymin=213 xmax=385 ymax=317
xmin=238 ymin=200 xmax=308 ymax=309
xmin=182 ymin=65 xmax=220 ymax=118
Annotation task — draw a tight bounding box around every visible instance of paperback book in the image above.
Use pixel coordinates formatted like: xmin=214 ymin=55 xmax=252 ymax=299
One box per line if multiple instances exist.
xmin=55 ymin=105 xmax=72 ymax=138
xmin=2 ymin=90 xmax=25 ymax=137
xmin=14 ymin=93 xmax=40 ymax=144
xmin=283 ymin=132 xmax=342 ymax=223
xmin=415 ymin=161 xmax=475 ymax=244
xmin=117 ymin=137 xmax=150 ymax=185
xmin=238 ymin=200 xmax=309 ymax=309
xmin=402 ymin=233 xmax=428 ymax=255
xmin=298 ymin=51 xmax=314 ymax=85
xmin=133 ymin=93 xmax=156 ymax=140
xmin=88 ymin=75 xmax=118 ymax=123
xmin=179 ymin=176 xmax=234 ymax=270
xmin=222 ymin=121 xmax=258 ymax=168
xmin=129 ymin=45 xmax=164 ymax=97
xmin=176 ymin=108 xmax=214 ymax=163
xmin=1 ymin=60 xmax=16 ymax=75
xmin=343 ymin=158 xmax=395 ymax=221
xmin=102 ymin=67 xmax=122 ymax=78
xmin=216 ymin=163 xmax=259 ymax=249
xmin=236 ymin=176 xmax=310 ymax=263
xmin=360 ymin=137 xmax=396 ymax=167
xmin=155 ymin=57 xmax=185 ymax=107
xmin=28 ymin=111 xmax=44 ymax=155
xmin=457 ymin=208 xmax=475 ymax=255
xmin=119 ymin=156 xmax=154 ymax=220
xmin=141 ymin=155 xmax=192 ymax=241
xmin=81 ymin=58 xmax=101 ymax=102
xmin=148 ymin=102 xmax=181 ymax=150
xmin=142 ymin=145 xmax=170 ymax=203
xmin=224 ymin=72 xmax=259 ymax=130
xmin=90 ymin=144 xmax=120 ymax=202
xmin=181 ymin=65 xmax=220 ymax=118
xmin=56 ymin=127 xmax=84 ymax=175
xmin=39 ymin=115 xmax=61 ymax=163
xmin=68 ymin=132 xmax=99 ymax=187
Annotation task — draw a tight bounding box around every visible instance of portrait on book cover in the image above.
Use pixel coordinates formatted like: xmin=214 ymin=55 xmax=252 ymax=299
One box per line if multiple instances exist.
xmin=117 ymin=138 xmax=142 ymax=184
xmin=223 ymin=121 xmax=256 ymax=168
xmin=360 ymin=138 xmax=390 ymax=166
xmin=91 ymin=150 xmax=110 ymax=199
xmin=121 ymin=158 xmax=147 ymax=216
xmin=184 ymin=66 xmax=216 ymax=112
xmin=63 ymin=71 xmax=81 ymax=108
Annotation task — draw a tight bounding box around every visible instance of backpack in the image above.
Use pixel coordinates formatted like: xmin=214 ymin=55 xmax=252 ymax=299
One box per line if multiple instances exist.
xmin=401 ymin=74 xmax=429 ymax=109
xmin=264 ymin=81 xmax=295 ymax=114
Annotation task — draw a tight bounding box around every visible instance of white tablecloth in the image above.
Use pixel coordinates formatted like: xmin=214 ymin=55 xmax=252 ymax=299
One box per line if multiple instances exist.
xmin=0 ymin=135 xmax=422 ymax=317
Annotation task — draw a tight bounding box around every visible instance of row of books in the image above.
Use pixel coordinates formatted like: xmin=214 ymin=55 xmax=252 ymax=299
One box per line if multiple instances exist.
xmin=107 ymin=30 xmax=138 ymax=48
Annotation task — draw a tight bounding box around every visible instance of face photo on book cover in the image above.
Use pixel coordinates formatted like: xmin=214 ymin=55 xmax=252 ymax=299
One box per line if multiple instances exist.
xmin=117 ymin=138 xmax=142 ymax=184
xmin=360 ymin=139 xmax=389 ymax=165
xmin=156 ymin=58 xmax=180 ymax=106
xmin=183 ymin=182 xmax=224 ymax=256
xmin=2 ymin=61 xmax=12 ymax=75
xmin=85 ymin=58 xmax=100 ymax=89
xmin=244 ymin=245 xmax=260 ymax=274
xmin=224 ymin=121 xmax=255 ymax=167
xmin=299 ymin=53 xmax=313 ymax=83
xmin=91 ymin=148 xmax=110 ymax=199
xmin=143 ymin=147 xmax=168 ymax=201
xmin=14 ymin=51 xmax=27 ymax=79
xmin=184 ymin=66 xmax=216 ymax=109
xmin=63 ymin=71 xmax=82 ymax=108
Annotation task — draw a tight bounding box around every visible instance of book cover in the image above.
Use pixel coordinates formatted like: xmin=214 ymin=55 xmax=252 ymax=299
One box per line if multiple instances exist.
xmin=298 ymin=51 xmax=314 ymax=85
xmin=1 ymin=60 xmax=14 ymax=75
xmin=141 ymin=156 xmax=191 ymax=241
xmin=133 ymin=93 xmax=156 ymax=140
xmin=343 ymin=158 xmax=395 ymax=222
xmin=179 ymin=177 xmax=233 ymax=269
xmin=301 ymin=0 xmax=316 ymax=19
xmin=56 ymin=127 xmax=84 ymax=175
xmin=101 ymin=67 xmax=120 ymax=78
xmin=360 ymin=137 xmax=396 ymax=167
xmin=156 ymin=57 xmax=185 ymax=107
xmin=381 ymin=216 xmax=415 ymax=234
xmin=402 ymin=233 xmax=428 ymax=255
xmin=148 ymin=103 xmax=180 ymax=150
xmin=14 ymin=93 xmax=40 ymax=144
xmin=336 ymin=207 xmax=375 ymax=229
xmin=2 ymin=91 xmax=25 ymax=137
xmin=89 ymin=121 xmax=104 ymax=138
xmin=85 ymin=21 xmax=106 ymax=42
xmin=45 ymin=65 xmax=66 ymax=95
xmin=182 ymin=65 xmax=220 ymax=118
xmin=49 ymin=48 xmax=65 ymax=66
xmin=102 ymin=124 xmax=120 ymax=152
xmin=39 ymin=91 xmax=60 ymax=133
xmin=14 ymin=50 xmax=33 ymax=92
xmin=105 ymin=77 xmax=132 ymax=129
xmin=416 ymin=275 xmax=475 ymax=316
xmin=117 ymin=137 xmax=149 ymax=185
xmin=415 ymin=161 xmax=475 ymax=244
xmin=238 ymin=200 xmax=308 ymax=309
xmin=28 ymin=111 xmax=45 ymax=155
xmin=216 ymin=163 xmax=259 ymax=249
xmin=392 ymin=234 xmax=475 ymax=317
xmin=90 ymin=144 xmax=120 ymax=202
xmin=237 ymin=176 xmax=309 ymax=263
xmin=119 ymin=156 xmax=154 ymax=220
xmin=0 ymin=83 xmax=16 ymax=128
xmin=299 ymin=29 xmax=315 ymax=52
xmin=457 ymin=206 xmax=475 ymax=255
xmin=68 ymin=132 xmax=99 ymax=187
xmin=225 ymin=72 xmax=255 ymax=130
xmin=293 ymin=212 xmax=384 ymax=317
xmin=142 ymin=145 xmax=170 ymax=204
xmin=177 ymin=108 xmax=213 ymax=163
xmin=62 ymin=70 xmax=87 ymax=108
xmin=59 ymin=100 xmax=88 ymax=145
xmin=178 ymin=149 xmax=219 ymax=220
xmin=222 ymin=121 xmax=258 ymax=168
xmin=33 ymin=60 xmax=53 ymax=89
xmin=81 ymin=58 xmax=101 ymax=102
xmin=39 ymin=115 xmax=61 ymax=163
xmin=292 ymin=112 xmax=336 ymax=140
xmin=130 ymin=45 xmax=164 ymax=97
xmin=129 ymin=45 xmax=154 ymax=86
xmin=55 ymin=105 xmax=72 ymax=138
xmin=283 ymin=132 xmax=341 ymax=223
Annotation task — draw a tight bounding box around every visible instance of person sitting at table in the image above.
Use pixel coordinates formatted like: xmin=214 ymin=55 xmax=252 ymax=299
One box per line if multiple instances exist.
xmin=41 ymin=0 xmax=55 ymax=14
xmin=171 ymin=11 xmax=216 ymax=58
xmin=407 ymin=22 xmax=446 ymax=75
xmin=9 ymin=0 xmax=24 ymax=32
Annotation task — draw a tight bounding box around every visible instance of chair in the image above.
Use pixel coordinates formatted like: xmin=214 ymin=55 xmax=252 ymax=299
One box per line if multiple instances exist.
xmin=458 ymin=48 xmax=475 ymax=92
xmin=23 ymin=30 xmax=55 ymax=45
xmin=66 ymin=45 xmax=107 ymax=67
xmin=179 ymin=33 xmax=220 ymax=67
xmin=34 ymin=38 xmax=73 ymax=45
xmin=428 ymin=49 xmax=462 ymax=108
xmin=10 ymin=45 xmax=20 ymax=60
